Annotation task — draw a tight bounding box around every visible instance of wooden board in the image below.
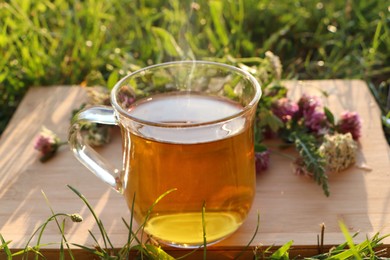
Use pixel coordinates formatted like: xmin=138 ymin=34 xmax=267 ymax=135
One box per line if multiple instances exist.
xmin=1 ymin=80 xmax=389 ymax=258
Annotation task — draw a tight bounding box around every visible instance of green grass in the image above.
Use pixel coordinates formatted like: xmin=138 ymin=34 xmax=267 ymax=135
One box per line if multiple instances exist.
xmin=2 ymin=186 xmax=389 ymax=259
xmin=0 ymin=0 xmax=389 ymax=137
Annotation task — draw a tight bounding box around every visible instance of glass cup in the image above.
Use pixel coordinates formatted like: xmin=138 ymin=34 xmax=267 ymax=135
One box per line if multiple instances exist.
xmin=69 ymin=61 xmax=261 ymax=248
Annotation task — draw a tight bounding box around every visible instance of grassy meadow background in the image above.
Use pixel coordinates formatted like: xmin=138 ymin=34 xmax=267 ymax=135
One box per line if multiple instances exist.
xmin=0 ymin=0 xmax=389 ymax=139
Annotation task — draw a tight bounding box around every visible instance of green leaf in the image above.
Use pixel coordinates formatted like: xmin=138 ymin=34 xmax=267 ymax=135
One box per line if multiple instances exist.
xmin=151 ymin=27 xmax=184 ymax=58
xmin=292 ymin=133 xmax=329 ymax=196
xmin=0 ymin=234 xmax=12 ymax=259
xmin=270 ymin=240 xmax=293 ymax=259
xmin=130 ymin=244 xmax=175 ymax=260
xmin=209 ymin=0 xmax=229 ymax=47
xmin=107 ymin=70 xmax=119 ymax=90
xmin=255 ymin=143 xmax=268 ymax=153
xmin=337 ymin=221 xmax=363 ymax=260
xmin=259 ymin=110 xmax=284 ymax=133
xmin=324 ymin=106 xmax=335 ymax=126
xmin=382 ymin=114 xmax=390 ymax=127
xmin=145 ymin=245 xmax=175 ymax=260
xmin=223 ymin=84 xmax=236 ymax=99
xmin=71 ymin=243 xmax=105 ymax=257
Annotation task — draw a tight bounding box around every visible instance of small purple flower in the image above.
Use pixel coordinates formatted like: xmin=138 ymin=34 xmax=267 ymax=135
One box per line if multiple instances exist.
xmin=297 ymin=94 xmax=329 ymax=134
xmin=34 ymin=127 xmax=64 ymax=162
xmin=255 ymin=150 xmax=270 ymax=174
xmin=337 ymin=111 xmax=362 ymax=140
xmin=297 ymin=94 xmax=322 ymax=118
xmin=34 ymin=135 xmax=56 ymax=155
xmin=304 ymin=110 xmax=329 ymax=134
xmin=272 ymin=98 xmax=299 ymax=122
xmin=118 ymin=91 xmax=135 ymax=109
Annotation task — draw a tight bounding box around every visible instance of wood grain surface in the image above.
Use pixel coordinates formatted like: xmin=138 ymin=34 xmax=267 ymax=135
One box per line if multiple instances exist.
xmin=1 ymin=80 xmax=389 ymax=259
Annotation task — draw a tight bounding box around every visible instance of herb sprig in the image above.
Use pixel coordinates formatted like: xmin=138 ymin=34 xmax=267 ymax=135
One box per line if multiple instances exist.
xmin=240 ymin=53 xmax=361 ymax=197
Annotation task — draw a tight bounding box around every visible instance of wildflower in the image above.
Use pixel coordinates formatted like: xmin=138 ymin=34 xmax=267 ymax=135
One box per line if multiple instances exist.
xmin=271 ymin=98 xmax=299 ymax=123
xmin=117 ymin=88 xmax=136 ymax=109
xmin=336 ymin=111 xmax=362 ymax=140
xmin=297 ymin=94 xmax=322 ymax=118
xmin=318 ymin=133 xmax=358 ymax=173
xmin=297 ymin=94 xmax=329 ymax=134
xmin=304 ymin=110 xmax=329 ymax=134
xmin=255 ymin=150 xmax=270 ymax=173
xmin=34 ymin=135 xmax=55 ymax=156
xmin=34 ymin=127 xmax=66 ymax=162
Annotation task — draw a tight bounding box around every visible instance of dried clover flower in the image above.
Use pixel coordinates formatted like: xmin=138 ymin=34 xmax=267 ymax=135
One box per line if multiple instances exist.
xmin=71 ymin=88 xmax=113 ymax=147
xmin=70 ymin=88 xmax=112 ymax=147
xmin=337 ymin=111 xmax=362 ymax=140
xmin=255 ymin=150 xmax=270 ymax=173
xmin=34 ymin=126 xmax=66 ymax=162
xmin=297 ymin=94 xmax=329 ymax=134
xmin=304 ymin=110 xmax=329 ymax=134
xmin=117 ymin=89 xmax=136 ymax=109
xmin=319 ymin=133 xmax=358 ymax=173
xmin=82 ymin=123 xmax=111 ymax=146
xmin=272 ymin=98 xmax=299 ymax=123
xmin=293 ymin=157 xmax=312 ymax=177
xmin=297 ymin=94 xmax=322 ymax=117
xmin=86 ymin=87 xmax=111 ymax=105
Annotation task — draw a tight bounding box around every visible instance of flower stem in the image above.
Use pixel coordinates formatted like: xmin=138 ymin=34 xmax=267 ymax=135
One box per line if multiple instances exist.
xmin=269 ymin=149 xmax=297 ymax=161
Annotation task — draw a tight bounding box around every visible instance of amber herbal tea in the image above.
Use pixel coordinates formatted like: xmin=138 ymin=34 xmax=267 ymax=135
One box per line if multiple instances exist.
xmin=121 ymin=92 xmax=256 ymax=247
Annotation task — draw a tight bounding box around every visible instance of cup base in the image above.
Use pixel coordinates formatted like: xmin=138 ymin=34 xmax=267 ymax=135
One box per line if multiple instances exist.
xmin=143 ymin=211 xmax=242 ymax=248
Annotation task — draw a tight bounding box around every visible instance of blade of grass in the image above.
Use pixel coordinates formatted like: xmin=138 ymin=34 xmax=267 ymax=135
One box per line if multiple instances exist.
xmin=20 ymin=212 xmax=69 ymax=259
xmin=118 ymin=192 xmax=136 ymax=258
xmin=59 ymin=224 xmax=65 ymax=260
xmin=209 ymin=0 xmax=229 ymax=47
xmin=67 ymin=185 xmax=113 ymax=251
xmin=87 ymin=230 xmax=101 ymax=249
xmin=202 ymin=201 xmax=207 ymax=260
xmin=41 ymin=190 xmax=75 ymax=260
xmin=269 ymin=240 xmax=293 ymax=259
xmin=71 ymin=243 xmax=105 ymax=257
xmin=151 ymin=27 xmax=184 ymax=58
xmin=137 ymin=188 xmax=177 ymax=242
xmin=338 ymin=221 xmax=362 ymax=260
xmin=234 ymin=210 xmax=261 ymax=259
xmin=0 ymin=233 xmax=12 ymax=259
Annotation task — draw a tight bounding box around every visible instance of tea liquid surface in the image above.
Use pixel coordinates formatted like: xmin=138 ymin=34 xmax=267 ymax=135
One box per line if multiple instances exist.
xmin=122 ymin=93 xmax=256 ymax=247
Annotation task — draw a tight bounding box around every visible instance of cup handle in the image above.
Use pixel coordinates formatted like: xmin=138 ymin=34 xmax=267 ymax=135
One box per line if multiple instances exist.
xmin=68 ymin=106 xmax=123 ymax=193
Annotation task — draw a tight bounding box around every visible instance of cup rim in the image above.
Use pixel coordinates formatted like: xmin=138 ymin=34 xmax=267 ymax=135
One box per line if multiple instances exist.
xmin=111 ymin=60 xmax=262 ymax=127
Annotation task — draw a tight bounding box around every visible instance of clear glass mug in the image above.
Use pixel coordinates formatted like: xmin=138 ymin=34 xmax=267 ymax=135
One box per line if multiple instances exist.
xmin=69 ymin=61 xmax=261 ymax=248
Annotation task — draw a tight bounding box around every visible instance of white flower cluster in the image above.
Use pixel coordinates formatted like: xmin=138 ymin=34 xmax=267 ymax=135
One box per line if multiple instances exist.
xmin=319 ymin=133 xmax=358 ymax=173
